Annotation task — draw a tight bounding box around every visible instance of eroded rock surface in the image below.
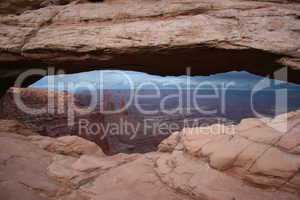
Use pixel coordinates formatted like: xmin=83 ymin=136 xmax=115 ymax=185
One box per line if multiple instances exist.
xmin=1 ymin=110 xmax=300 ymax=199
xmin=157 ymin=111 xmax=300 ymax=197
xmin=0 ymin=0 xmax=300 ymax=94
xmin=0 ymin=119 xmax=187 ymax=200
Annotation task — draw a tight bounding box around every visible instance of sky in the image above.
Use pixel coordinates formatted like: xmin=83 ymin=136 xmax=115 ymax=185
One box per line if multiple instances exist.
xmin=30 ymin=70 xmax=300 ymax=92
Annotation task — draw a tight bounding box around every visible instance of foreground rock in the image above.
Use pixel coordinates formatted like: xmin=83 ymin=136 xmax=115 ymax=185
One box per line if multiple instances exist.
xmin=0 ymin=120 xmax=63 ymax=200
xmin=0 ymin=119 xmax=188 ymax=200
xmin=158 ymin=111 xmax=300 ymax=197
xmin=1 ymin=110 xmax=300 ymax=200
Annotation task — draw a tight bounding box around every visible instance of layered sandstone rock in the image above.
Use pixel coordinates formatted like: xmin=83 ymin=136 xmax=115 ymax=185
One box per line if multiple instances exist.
xmin=0 ymin=0 xmax=300 ymax=95
xmin=1 ymin=110 xmax=300 ymax=200
xmin=0 ymin=119 xmax=187 ymax=200
xmin=29 ymin=135 xmax=105 ymax=157
xmin=157 ymin=111 xmax=300 ymax=196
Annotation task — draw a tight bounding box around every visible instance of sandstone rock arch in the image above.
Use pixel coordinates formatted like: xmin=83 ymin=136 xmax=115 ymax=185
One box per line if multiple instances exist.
xmin=1 ymin=0 xmax=300 ymax=95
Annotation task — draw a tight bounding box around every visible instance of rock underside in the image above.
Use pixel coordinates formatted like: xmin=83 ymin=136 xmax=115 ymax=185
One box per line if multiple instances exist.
xmin=0 ymin=0 xmax=300 ymax=96
xmin=1 ymin=109 xmax=300 ymax=200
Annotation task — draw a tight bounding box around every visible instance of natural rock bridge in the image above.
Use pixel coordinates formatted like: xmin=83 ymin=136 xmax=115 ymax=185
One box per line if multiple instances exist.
xmin=1 ymin=0 xmax=300 ymax=95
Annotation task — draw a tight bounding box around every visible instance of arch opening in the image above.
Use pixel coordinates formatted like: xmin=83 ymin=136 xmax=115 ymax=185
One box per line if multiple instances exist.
xmin=2 ymin=69 xmax=300 ymax=154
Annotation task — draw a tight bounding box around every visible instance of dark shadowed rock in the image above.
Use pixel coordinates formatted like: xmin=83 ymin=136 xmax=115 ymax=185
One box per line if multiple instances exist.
xmin=0 ymin=87 xmax=169 ymax=154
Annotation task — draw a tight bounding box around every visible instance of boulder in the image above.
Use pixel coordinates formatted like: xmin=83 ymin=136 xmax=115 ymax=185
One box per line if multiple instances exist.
xmin=208 ymin=136 xmax=252 ymax=170
xmin=249 ymin=147 xmax=300 ymax=179
xmin=29 ymin=135 xmax=105 ymax=157
xmin=158 ymin=131 xmax=180 ymax=152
